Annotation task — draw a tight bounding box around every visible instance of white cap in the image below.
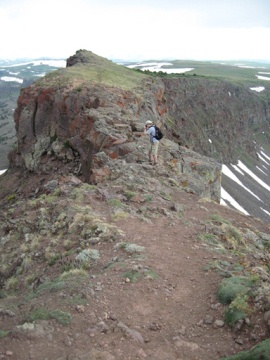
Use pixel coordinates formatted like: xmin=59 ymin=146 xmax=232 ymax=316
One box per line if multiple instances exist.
xmin=145 ymin=120 xmax=153 ymax=125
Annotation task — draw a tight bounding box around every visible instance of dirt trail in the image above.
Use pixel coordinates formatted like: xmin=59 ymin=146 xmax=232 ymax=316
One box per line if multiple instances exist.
xmin=0 ymin=174 xmax=269 ymax=360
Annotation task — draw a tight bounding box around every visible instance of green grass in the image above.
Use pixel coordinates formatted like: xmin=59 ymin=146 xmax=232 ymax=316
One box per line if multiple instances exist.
xmin=29 ymin=308 xmax=72 ymax=326
xmin=217 ymin=276 xmax=259 ymax=327
xmin=5 ymin=276 xmax=19 ymax=293
xmin=144 ymin=194 xmax=152 ymax=202
xmin=221 ymin=338 xmax=270 ymax=359
xmin=36 ymin=51 xmax=148 ymax=91
xmin=224 ymin=294 xmax=251 ymax=326
xmin=26 ymin=270 xmax=88 ymax=300
xmin=26 ymin=278 xmax=66 ymax=300
xmin=198 ymin=233 xmax=220 ymax=246
xmin=210 ymin=214 xmax=230 ymax=225
xmin=65 ymin=294 xmax=88 ymax=306
xmin=165 ymin=59 xmax=270 ymax=86
xmin=108 ymin=198 xmax=123 ymax=208
xmin=47 ymin=253 xmax=61 ymax=266
xmin=122 ymin=269 xmax=141 ymax=283
xmin=60 ymin=268 xmax=88 ymax=279
xmin=217 ymin=276 xmax=256 ymax=305
xmin=124 ymin=191 xmax=137 ymax=201
xmin=0 ymin=330 xmax=10 ymax=338
xmin=160 ymin=191 xmax=172 ymax=201
xmin=144 ymin=270 xmax=158 ymax=280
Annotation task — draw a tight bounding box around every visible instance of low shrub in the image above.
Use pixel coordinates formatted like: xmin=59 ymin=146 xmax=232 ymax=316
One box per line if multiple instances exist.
xmin=29 ymin=308 xmax=72 ymax=326
xmin=217 ymin=276 xmax=255 ymax=305
xmin=112 ymin=210 xmax=129 ymax=221
xmin=108 ymin=198 xmax=123 ymax=208
xmin=224 ymin=294 xmax=251 ymax=326
xmin=5 ymin=276 xmax=19 ymax=293
xmin=60 ymin=268 xmax=88 ymax=279
xmin=75 ymin=249 xmax=100 ymax=267
xmin=115 ymin=242 xmax=145 ymax=254
xmin=124 ymin=191 xmax=136 ymax=201
xmin=26 ymin=278 xmax=66 ymax=300
xmin=221 ymin=338 xmax=270 ymax=359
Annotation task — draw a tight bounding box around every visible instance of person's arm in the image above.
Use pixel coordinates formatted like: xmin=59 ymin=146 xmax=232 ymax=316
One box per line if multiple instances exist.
xmin=134 ymin=126 xmax=148 ymax=136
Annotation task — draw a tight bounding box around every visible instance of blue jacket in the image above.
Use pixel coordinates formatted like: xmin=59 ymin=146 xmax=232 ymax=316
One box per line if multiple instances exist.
xmin=146 ymin=126 xmax=159 ymax=143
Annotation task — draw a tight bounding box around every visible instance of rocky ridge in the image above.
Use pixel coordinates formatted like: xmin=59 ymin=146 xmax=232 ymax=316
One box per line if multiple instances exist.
xmin=7 ymin=50 xmax=270 ymax=222
xmin=0 ymin=50 xmax=270 ymax=359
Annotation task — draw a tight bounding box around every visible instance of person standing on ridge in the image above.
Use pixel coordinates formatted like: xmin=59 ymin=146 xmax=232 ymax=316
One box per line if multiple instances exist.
xmin=144 ymin=120 xmax=159 ymax=165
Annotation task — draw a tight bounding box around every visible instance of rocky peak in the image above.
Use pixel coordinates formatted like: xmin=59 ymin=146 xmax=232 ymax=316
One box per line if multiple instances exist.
xmin=66 ymin=49 xmax=112 ymax=68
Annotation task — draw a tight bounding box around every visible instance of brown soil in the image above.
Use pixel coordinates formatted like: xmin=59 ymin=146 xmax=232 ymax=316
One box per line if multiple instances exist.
xmin=0 ymin=170 xmax=269 ymax=360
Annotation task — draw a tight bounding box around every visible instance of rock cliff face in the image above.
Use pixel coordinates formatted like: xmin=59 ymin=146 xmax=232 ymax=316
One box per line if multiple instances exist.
xmin=163 ymin=77 xmax=270 ymax=163
xmin=11 ymin=74 xmax=166 ymax=182
xmin=8 ymin=50 xmax=270 ymax=203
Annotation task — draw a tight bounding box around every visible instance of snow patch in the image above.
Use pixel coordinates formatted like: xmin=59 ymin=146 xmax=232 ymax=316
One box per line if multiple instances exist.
xmin=237 ymin=160 xmax=270 ymax=192
xmin=231 ymin=164 xmax=245 ymax=176
xmin=221 ymin=187 xmax=249 ymax=215
xmin=261 ymin=151 xmax=270 ymax=161
xmin=34 ymin=73 xmax=46 ymax=77
xmin=238 ymin=65 xmax=256 ymax=69
xmin=256 ymin=166 xmax=268 ymax=176
xmin=250 ymin=86 xmax=265 ymax=92
xmin=0 ymin=76 xmax=23 ymax=83
xmin=261 ymin=208 xmax=270 ymax=217
xmin=256 ymin=75 xmax=270 ymax=81
xmin=258 ymin=153 xmax=270 ymax=165
xmin=127 ymin=62 xmax=194 ymax=74
xmin=222 ymin=165 xmax=262 ymax=201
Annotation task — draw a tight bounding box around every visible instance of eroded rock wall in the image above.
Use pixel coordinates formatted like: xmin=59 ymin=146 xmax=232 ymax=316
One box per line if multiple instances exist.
xmin=11 ymin=77 xmax=166 ymax=182
xmin=163 ymin=77 xmax=270 ymax=163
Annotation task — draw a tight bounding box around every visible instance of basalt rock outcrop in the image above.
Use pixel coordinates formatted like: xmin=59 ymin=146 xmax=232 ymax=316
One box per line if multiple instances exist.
xmin=7 ymin=50 xmax=270 ymax=202
xmin=10 ymin=53 xmax=167 ymax=183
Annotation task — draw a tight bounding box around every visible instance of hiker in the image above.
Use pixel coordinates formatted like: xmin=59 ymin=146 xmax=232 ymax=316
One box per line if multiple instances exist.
xmin=144 ymin=120 xmax=160 ymax=165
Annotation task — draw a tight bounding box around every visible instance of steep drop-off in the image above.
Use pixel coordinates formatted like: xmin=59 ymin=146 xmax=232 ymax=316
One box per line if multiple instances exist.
xmin=163 ymin=77 xmax=270 ymax=163
xmin=5 ymin=50 xmax=270 ymax=220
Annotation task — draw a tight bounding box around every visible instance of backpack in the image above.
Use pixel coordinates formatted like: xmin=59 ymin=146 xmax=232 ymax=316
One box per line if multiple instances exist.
xmin=153 ymin=125 xmax=163 ymax=140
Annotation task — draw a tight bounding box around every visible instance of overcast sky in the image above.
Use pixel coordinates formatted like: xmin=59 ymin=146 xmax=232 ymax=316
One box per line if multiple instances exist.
xmin=1 ymin=0 xmax=270 ymax=61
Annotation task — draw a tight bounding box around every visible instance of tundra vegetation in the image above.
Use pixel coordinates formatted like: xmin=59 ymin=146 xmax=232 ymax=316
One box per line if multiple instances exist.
xmin=0 ymin=51 xmax=270 ymax=358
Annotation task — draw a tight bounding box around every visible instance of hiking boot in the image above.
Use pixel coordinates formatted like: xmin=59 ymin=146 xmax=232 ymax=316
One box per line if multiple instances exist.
xmin=153 ymin=162 xmax=158 ymax=166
